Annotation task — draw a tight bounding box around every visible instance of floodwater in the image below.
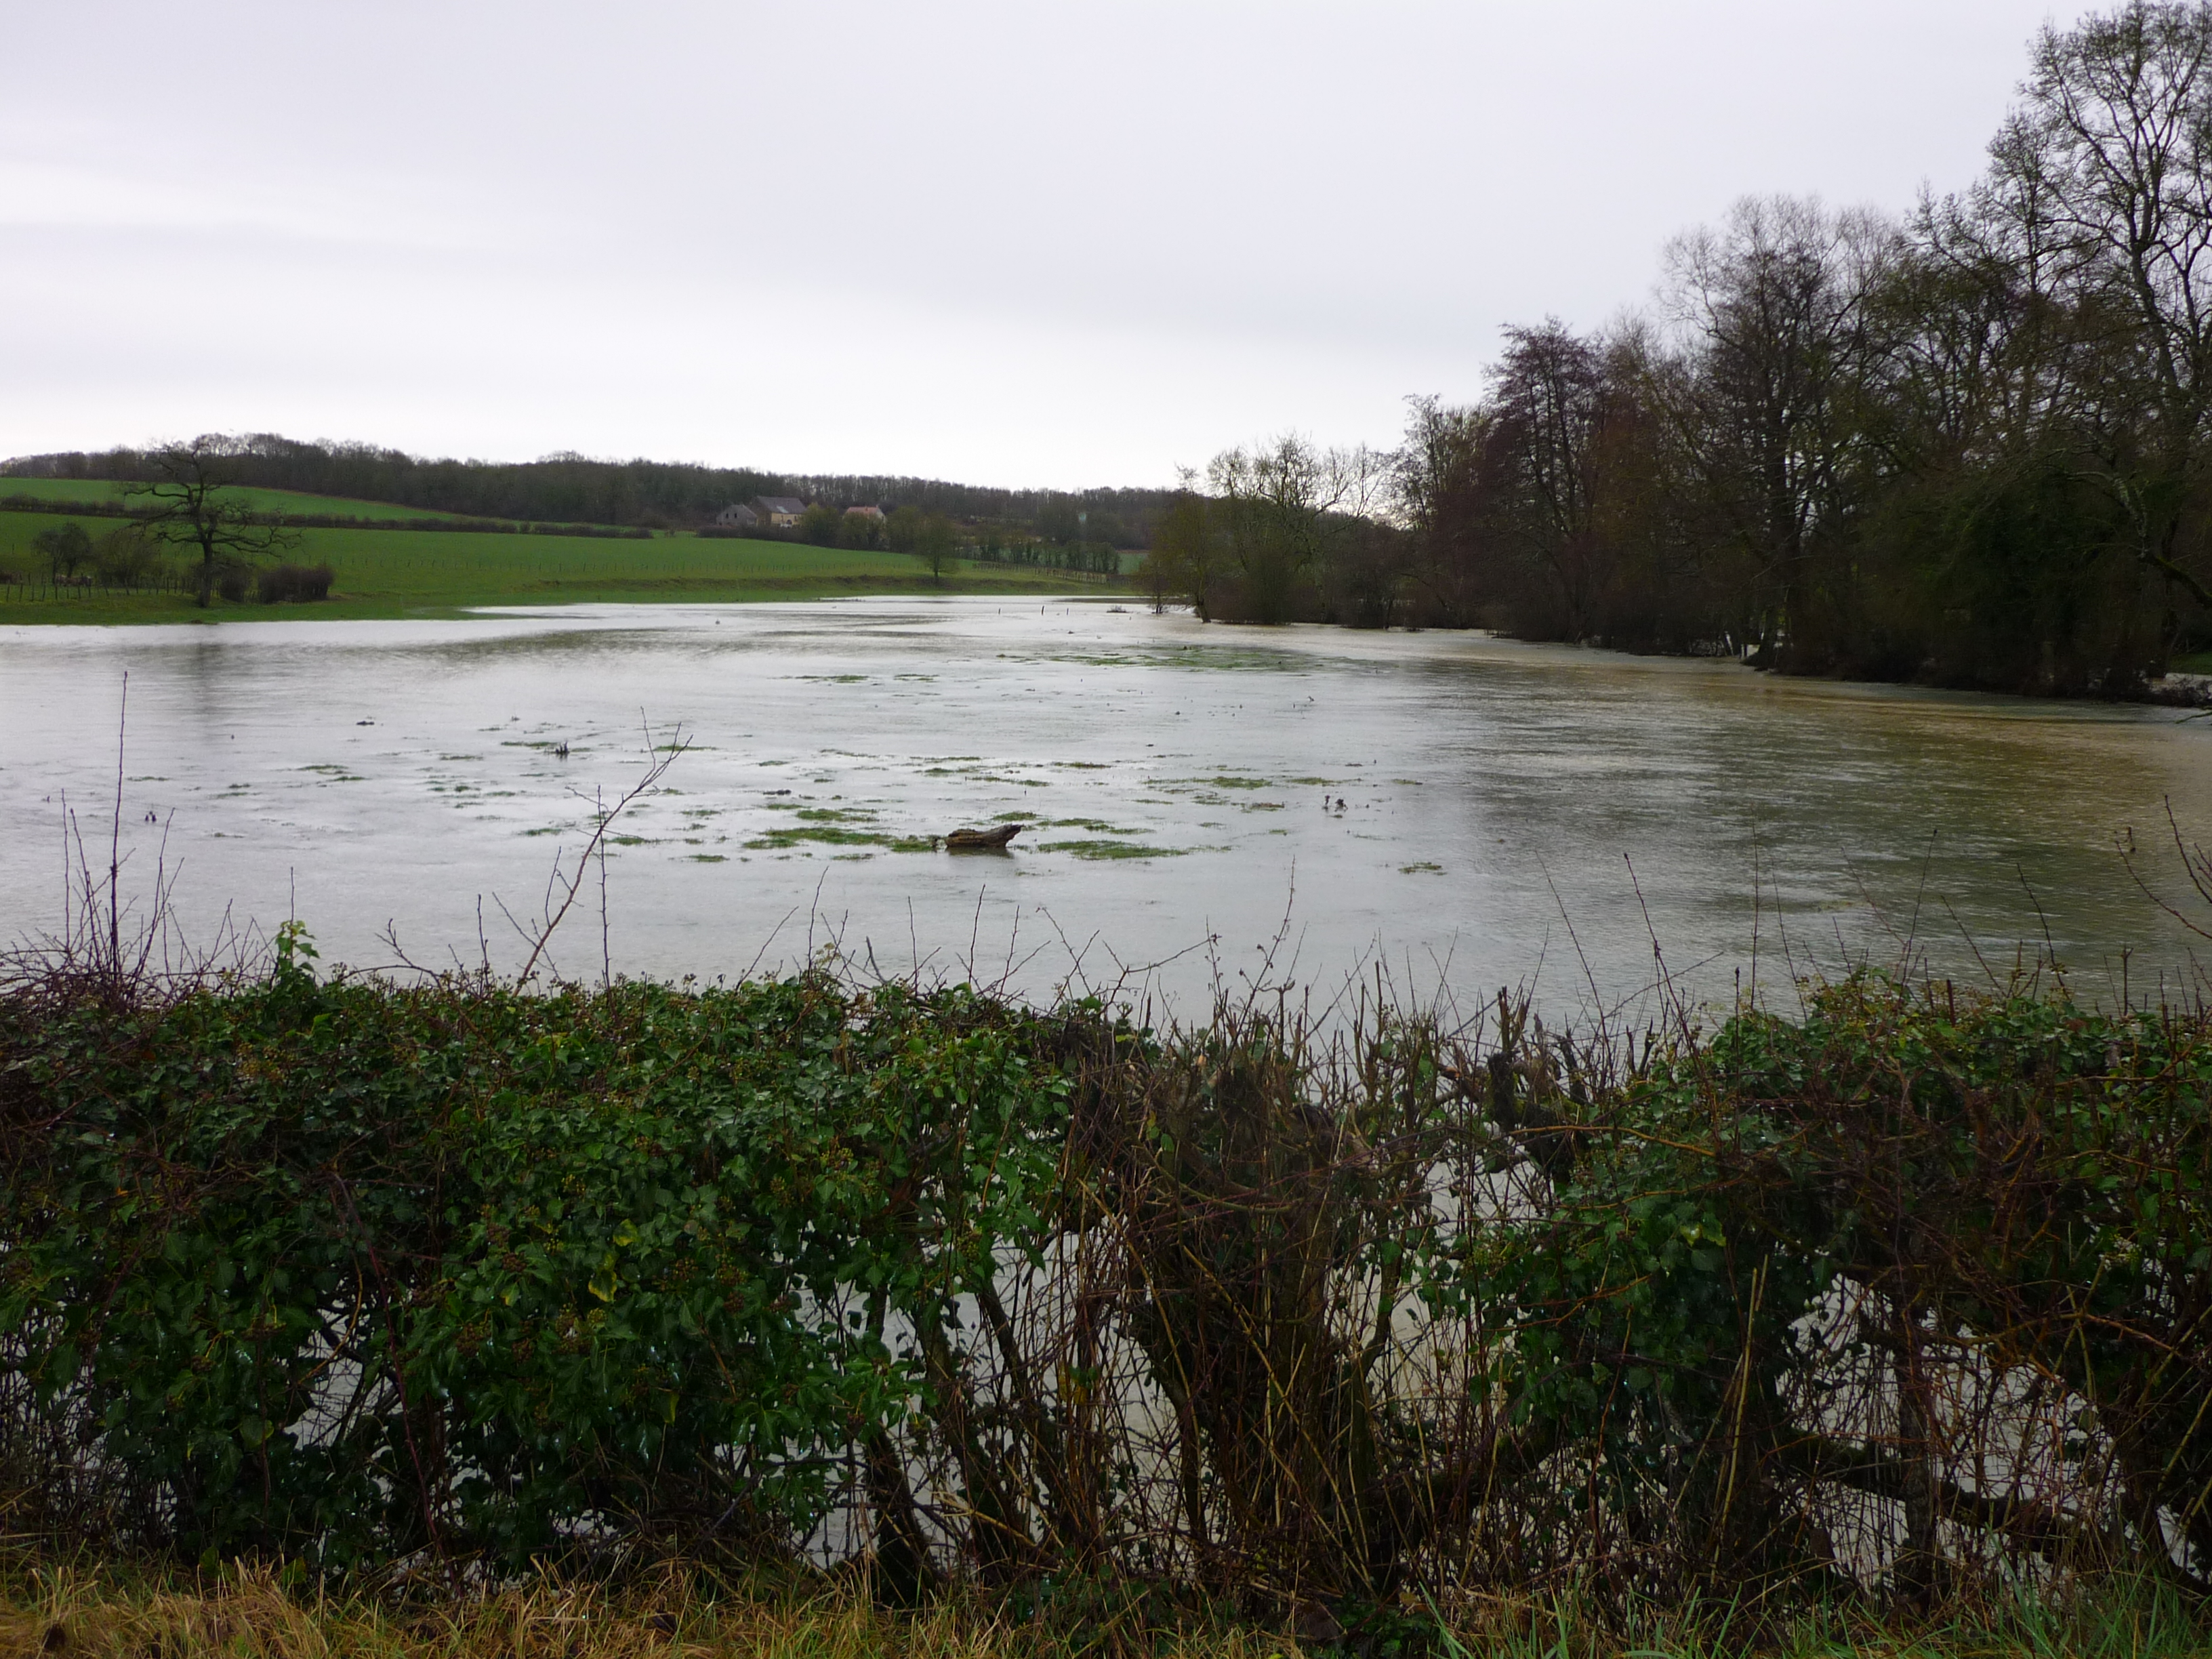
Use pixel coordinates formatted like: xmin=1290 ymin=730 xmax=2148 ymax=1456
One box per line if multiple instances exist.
xmin=3 ymin=597 xmax=2208 ymax=1022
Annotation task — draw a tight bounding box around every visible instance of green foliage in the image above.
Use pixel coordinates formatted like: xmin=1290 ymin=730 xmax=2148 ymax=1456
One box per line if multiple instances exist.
xmin=1468 ymin=975 xmax=2212 ymax=1591
xmin=798 ymin=504 xmax=843 ymax=547
xmin=0 ymin=952 xmax=1086 ymax=1568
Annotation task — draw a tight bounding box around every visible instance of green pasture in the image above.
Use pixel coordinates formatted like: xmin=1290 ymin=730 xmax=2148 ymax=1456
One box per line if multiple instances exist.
xmin=0 ymin=512 xmax=1126 ymax=624
xmin=0 ymin=476 xmax=483 ymax=521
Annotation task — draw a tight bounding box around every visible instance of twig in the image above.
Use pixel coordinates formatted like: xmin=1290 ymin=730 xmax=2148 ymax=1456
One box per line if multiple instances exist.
xmin=516 ymin=720 xmax=688 ymax=985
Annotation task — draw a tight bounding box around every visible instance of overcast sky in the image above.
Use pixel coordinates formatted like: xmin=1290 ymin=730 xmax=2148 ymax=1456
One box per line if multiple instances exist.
xmin=1 ymin=1 xmax=2095 ymax=488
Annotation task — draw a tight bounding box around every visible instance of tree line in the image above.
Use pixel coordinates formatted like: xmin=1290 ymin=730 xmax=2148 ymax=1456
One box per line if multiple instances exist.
xmin=1149 ymin=2 xmax=2212 ymax=695
xmin=2 ymin=434 xmax=1172 ymax=548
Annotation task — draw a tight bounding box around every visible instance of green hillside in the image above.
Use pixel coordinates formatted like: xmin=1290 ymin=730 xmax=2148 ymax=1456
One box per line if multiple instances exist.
xmin=0 ymin=476 xmax=484 ymax=521
xmin=0 ymin=512 xmax=1126 ymax=623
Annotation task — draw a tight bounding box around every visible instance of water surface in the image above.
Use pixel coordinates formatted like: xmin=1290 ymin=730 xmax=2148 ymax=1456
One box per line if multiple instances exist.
xmin=3 ymin=598 xmax=2207 ymax=1020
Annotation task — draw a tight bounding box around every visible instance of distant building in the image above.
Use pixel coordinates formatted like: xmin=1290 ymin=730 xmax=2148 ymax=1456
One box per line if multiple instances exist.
xmin=753 ymin=495 xmax=807 ymax=529
xmin=844 ymin=505 xmax=885 ymax=521
xmin=714 ymin=502 xmax=759 ymax=529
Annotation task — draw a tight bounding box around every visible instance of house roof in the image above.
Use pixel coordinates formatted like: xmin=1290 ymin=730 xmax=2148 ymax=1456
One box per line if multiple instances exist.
xmin=755 ymin=495 xmax=806 ymax=516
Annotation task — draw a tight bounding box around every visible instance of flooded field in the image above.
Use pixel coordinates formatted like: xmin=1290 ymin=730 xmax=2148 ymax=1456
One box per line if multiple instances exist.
xmin=3 ymin=596 xmax=2207 ymax=1020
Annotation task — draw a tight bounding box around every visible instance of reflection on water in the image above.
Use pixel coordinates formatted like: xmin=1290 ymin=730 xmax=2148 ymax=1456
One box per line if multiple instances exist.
xmin=2 ymin=597 xmax=2207 ymax=1019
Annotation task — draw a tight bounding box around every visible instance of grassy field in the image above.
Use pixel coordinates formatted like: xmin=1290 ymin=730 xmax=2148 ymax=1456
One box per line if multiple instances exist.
xmin=0 ymin=476 xmax=488 ymax=521
xmin=0 ymin=512 xmax=1124 ymax=623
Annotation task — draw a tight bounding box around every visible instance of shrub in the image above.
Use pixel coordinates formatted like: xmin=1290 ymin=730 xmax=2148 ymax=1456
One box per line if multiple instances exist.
xmin=92 ymin=525 xmax=164 ymax=588
xmin=798 ymin=504 xmax=842 ymax=547
xmin=4 ymin=948 xmax=2209 ymax=1613
xmin=0 ymin=958 xmax=1087 ymax=1570
xmin=33 ymin=520 xmax=91 ymax=581
xmin=255 ymin=562 xmax=335 ymax=603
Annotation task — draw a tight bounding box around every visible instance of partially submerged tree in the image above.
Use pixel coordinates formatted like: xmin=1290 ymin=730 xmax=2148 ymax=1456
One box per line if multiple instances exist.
xmin=123 ymin=436 xmax=298 ymax=607
xmin=1204 ymin=435 xmax=1387 ymax=623
xmin=1141 ymin=489 xmax=1216 ymax=615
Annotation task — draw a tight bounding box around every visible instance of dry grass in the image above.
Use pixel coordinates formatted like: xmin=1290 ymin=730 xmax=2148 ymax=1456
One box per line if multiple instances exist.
xmin=3 ymin=1568 xmax=2208 ymax=1659
xmin=0 ymin=1568 xmax=1299 ymax=1659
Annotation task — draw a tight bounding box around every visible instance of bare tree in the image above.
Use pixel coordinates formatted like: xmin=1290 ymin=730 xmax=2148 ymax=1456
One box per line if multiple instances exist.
xmin=1488 ymin=320 xmax=1614 ymax=639
xmin=1650 ymin=195 xmax=1898 ymax=661
xmin=1391 ymin=394 xmax=1491 ymax=625
xmin=124 ymin=436 xmax=300 ymax=607
xmin=1999 ymin=0 xmax=2212 ymax=608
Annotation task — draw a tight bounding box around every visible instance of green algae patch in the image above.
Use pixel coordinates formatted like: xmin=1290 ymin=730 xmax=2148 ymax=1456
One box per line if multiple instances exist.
xmin=745 ymin=825 xmax=889 ymax=851
xmin=744 ymin=823 xmax=935 ymax=853
xmin=1038 ymin=838 xmax=1190 ymax=860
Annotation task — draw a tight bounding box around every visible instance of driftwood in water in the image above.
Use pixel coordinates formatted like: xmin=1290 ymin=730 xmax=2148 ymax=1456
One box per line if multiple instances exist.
xmin=941 ymin=823 xmax=1023 ymax=851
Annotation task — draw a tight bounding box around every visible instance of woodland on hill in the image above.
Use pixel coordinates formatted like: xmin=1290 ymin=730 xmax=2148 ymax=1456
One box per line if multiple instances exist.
xmin=1 ymin=436 xmax=1171 ymax=552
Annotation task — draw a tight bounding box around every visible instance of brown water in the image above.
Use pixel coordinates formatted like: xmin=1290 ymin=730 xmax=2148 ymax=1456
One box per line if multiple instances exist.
xmin=3 ymin=597 xmax=2207 ymax=1019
